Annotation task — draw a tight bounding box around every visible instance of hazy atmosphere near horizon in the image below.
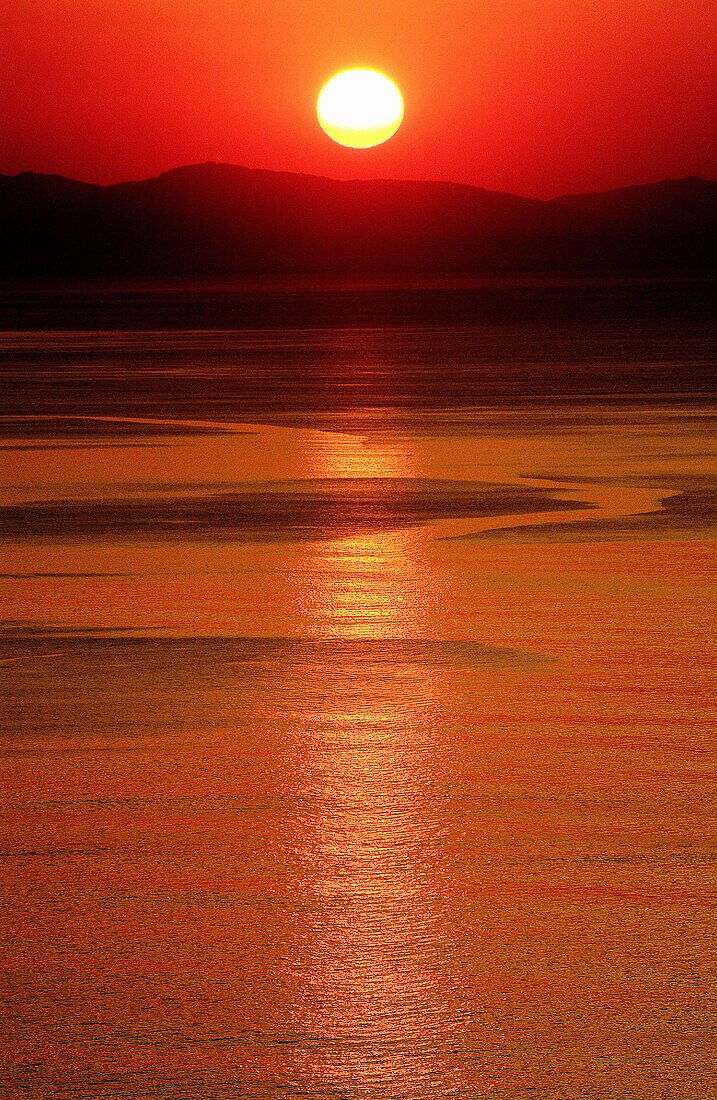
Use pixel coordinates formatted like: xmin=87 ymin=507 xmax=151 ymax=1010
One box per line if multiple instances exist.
xmin=2 ymin=3 xmax=716 ymax=1100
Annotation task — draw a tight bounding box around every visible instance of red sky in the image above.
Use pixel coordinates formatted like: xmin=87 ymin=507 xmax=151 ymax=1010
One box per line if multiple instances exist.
xmin=2 ymin=0 xmax=715 ymax=197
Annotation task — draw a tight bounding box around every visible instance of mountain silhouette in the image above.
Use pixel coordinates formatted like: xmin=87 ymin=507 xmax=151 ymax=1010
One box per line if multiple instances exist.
xmin=1 ymin=163 xmax=715 ymax=276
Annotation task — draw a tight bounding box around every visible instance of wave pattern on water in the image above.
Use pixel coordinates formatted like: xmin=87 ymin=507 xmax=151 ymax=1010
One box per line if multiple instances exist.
xmin=2 ymin=302 xmax=716 ymax=1099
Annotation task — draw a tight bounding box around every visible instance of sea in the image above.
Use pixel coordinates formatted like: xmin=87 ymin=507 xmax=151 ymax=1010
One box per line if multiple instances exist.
xmin=1 ymin=278 xmax=716 ymax=1099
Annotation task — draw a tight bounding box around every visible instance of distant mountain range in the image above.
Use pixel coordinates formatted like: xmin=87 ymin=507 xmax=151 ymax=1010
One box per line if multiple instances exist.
xmin=1 ymin=163 xmax=715 ymax=276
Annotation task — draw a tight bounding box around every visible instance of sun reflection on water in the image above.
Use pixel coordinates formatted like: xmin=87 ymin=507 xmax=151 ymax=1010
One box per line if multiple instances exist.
xmin=290 ymin=426 xmax=442 ymax=641
xmin=259 ymin=425 xmax=485 ymax=1093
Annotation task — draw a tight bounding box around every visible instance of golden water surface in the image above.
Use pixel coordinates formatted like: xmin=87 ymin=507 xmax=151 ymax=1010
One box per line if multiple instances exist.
xmin=1 ymin=317 xmax=716 ymax=1098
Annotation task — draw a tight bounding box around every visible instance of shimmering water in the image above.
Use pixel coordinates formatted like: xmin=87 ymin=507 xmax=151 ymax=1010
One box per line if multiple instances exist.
xmin=2 ymin=284 xmax=716 ymax=1098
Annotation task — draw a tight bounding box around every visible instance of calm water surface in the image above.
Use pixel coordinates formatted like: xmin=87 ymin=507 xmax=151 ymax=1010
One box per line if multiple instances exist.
xmin=2 ymin=285 xmax=716 ymax=1098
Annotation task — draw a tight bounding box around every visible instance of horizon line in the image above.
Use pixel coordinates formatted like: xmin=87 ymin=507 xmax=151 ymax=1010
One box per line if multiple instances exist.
xmin=3 ymin=161 xmax=715 ymax=204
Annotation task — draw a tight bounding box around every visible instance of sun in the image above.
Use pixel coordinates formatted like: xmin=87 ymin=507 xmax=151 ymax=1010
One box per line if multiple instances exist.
xmin=317 ymin=70 xmax=404 ymax=149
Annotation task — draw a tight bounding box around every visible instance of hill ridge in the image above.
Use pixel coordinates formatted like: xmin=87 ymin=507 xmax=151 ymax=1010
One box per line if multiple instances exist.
xmin=2 ymin=163 xmax=715 ymax=276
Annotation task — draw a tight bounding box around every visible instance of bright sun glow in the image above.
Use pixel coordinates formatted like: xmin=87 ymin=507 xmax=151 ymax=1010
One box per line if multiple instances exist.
xmin=317 ymin=70 xmax=404 ymax=149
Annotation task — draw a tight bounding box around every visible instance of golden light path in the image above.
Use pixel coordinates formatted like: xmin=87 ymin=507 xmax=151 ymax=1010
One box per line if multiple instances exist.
xmin=317 ymin=69 xmax=404 ymax=148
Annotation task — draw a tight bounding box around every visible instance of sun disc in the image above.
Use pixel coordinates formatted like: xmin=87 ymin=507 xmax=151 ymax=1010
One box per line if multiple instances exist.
xmin=317 ymin=69 xmax=404 ymax=149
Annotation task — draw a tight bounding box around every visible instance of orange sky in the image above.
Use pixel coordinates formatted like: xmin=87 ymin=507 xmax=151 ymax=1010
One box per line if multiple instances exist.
xmin=2 ymin=0 xmax=715 ymax=197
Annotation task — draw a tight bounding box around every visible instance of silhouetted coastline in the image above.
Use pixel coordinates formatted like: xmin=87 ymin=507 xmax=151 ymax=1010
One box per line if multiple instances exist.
xmin=2 ymin=163 xmax=715 ymax=279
